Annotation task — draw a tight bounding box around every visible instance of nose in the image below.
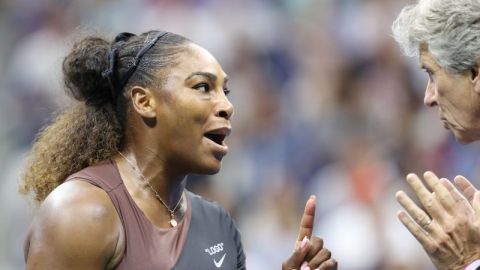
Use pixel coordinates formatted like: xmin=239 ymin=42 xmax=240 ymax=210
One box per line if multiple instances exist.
xmin=215 ymin=94 xmax=234 ymax=120
xmin=424 ymin=80 xmax=438 ymax=107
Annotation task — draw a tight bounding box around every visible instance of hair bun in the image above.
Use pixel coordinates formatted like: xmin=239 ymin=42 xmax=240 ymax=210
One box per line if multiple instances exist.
xmin=62 ymin=37 xmax=112 ymax=106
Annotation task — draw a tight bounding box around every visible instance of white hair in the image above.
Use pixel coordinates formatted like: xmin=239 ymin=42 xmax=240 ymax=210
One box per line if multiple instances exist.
xmin=392 ymin=0 xmax=480 ymax=73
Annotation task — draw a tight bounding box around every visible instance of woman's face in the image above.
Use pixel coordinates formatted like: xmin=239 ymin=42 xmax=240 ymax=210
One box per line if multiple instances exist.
xmin=150 ymin=43 xmax=233 ymax=175
xmin=420 ymin=45 xmax=480 ymax=143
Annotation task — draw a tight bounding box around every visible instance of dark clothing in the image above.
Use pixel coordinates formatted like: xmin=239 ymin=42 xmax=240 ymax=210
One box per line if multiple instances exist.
xmin=67 ymin=160 xmax=246 ymax=270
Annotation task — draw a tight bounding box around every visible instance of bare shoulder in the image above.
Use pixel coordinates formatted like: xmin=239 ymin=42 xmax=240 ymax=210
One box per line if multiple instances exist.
xmin=25 ymin=180 xmax=124 ymax=270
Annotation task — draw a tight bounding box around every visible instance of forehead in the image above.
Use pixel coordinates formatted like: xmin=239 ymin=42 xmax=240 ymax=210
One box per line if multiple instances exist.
xmin=176 ymin=43 xmax=227 ymax=77
xmin=419 ymin=43 xmax=440 ymax=68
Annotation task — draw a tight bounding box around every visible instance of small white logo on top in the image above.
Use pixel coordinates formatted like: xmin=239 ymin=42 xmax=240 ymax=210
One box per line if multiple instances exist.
xmin=205 ymin=242 xmax=224 ymax=255
xmin=214 ymin=253 xmax=226 ymax=268
xmin=205 ymin=243 xmax=226 ymax=268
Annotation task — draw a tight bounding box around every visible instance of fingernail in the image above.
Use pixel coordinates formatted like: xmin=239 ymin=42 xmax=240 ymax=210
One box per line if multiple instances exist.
xmin=406 ymin=174 xmax=414 ymax=182
xmin=301 ymin=261 xmax=310 ymax=270
xmin=395 ymin=190 xmax=403 ymax=200
xmin=424 ymin=171 xmax=436 ymax=179
xmin=301 ymin=236 xmax=309 ymax=249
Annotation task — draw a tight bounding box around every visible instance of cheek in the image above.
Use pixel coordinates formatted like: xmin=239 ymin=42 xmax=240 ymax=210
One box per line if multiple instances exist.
xmin=438 ymin=83 xmax=478 ymax=122
xmin=170 ymin=99 xmax=211 ymax=136
xmin=185 ymin=97 xmax=212 ymax=122
xmin=435 ymin=80 xmax=448 ymax=98
xmin=436 ymin=80 xmax=459 ymax=107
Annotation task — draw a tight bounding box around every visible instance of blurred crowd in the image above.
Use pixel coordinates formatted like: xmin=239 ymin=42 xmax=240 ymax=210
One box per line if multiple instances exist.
xmin=2 ymin=0 xmax=480 ymax=269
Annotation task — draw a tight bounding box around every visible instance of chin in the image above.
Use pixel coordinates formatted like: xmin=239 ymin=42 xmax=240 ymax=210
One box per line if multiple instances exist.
xmin=193 ymin=162 xmax=222 ymax=175
xmin=196 ymin=168 xmax=221 ymax=175
xmin=455 ymin=138 xmax=472 ymax=144
xmin=453 ymin=130 xmax=477 ymax=144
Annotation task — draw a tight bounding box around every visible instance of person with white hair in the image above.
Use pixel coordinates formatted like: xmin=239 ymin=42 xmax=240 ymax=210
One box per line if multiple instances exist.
xmin=392 ymin=0 xmax=480 ymax=269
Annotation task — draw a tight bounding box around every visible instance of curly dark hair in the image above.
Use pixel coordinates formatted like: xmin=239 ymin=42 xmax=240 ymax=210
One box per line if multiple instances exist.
xmin=19 ymin=31 xmax=190 ymax=202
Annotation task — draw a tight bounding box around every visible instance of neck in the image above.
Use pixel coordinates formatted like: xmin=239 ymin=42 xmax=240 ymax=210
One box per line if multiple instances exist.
xmin=118 ymin=146 xmax=187 ymax=208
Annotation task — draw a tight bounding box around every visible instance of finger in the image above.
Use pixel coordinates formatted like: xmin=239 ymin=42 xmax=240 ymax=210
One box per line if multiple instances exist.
xmin=441 ymin=178 xmax=465 ymax=202
xmin=318 ymin=258 xmax=337 ymax=270
xmin=396 ymin=190 xmax=433 ymax=229
xmin=397 ymin=210 xmax=437 ymax=254
xmin=423 ymin=172 xmax=456 ymax=213
xmin=297 ymin=195 xmax=316 ymax=243
xmin=300 ymin=262 xmax=309 ymax=270
xmin=305 ymin=237 xmax=323 ymax=262
xmin=454 ymin=175 xmax=478 ymax=203
xmin=440 ymin=178 xmax=472 ymax=214
xmin=473 ymin=191 xmax=480 ymax=220
xmin=405 ymin=173 xmax=446 ymax=222
xmin=283 ymin=237 xmax=311 ymax=269
xmin=307 ymin=248 xmax=332 ymax=268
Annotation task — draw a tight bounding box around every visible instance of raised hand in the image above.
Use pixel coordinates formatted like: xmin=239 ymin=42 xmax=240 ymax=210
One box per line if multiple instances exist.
xmin=282 ymin=195 xmax=337 ymax=270
xmin=396 ymin=172 xmax=480 ymax=270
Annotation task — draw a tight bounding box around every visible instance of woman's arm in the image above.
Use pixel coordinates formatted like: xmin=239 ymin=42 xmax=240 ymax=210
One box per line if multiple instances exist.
xmin=25 ymin=180 xmax=124 ymax=270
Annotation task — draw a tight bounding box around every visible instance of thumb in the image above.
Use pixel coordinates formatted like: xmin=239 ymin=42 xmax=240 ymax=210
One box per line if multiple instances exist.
xmin=283 ymin=236 xmax=311 ymax=270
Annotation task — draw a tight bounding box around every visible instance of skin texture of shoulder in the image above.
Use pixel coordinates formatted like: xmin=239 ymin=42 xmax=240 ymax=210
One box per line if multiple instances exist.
xmin=25 ymin=180 xmax=125 ymax=270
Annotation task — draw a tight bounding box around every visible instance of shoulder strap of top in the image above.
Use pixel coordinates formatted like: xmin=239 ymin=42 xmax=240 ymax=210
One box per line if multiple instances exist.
xmin=66 ymin=160 xmax=123 ymax=192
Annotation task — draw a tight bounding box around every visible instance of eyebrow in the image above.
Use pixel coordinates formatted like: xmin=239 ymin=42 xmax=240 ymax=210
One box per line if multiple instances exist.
xmin=185 ymin=71 xmax=229 ymax=84
xmin=420 ymin=64 xmax=432 ymax=71
xmin=421 ymin=63 xmax=440 ymax=74
xmin=185 ymin=72 xmax=217 ymax=82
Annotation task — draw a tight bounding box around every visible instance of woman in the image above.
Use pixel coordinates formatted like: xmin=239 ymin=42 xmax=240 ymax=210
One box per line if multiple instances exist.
xmin=21 ymin=30 xmax=337 ymax=269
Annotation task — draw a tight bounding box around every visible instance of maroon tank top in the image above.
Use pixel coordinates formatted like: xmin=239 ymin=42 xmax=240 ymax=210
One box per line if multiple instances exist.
xmin=66 ymin=160 xmax=192 ymax=270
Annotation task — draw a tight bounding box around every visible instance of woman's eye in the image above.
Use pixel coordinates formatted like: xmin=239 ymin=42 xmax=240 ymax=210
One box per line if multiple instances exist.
xmin=193 ymin=83 xmax=210 ymax=92
xmin=223 ymin=87 xmax=231 ymax=96
xmin=425 ymin=69 xmax=434 ymax=77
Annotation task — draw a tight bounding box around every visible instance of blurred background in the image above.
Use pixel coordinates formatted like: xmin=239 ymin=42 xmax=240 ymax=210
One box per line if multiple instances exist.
xmin=2 ymin=0 xmax=480 ymax=269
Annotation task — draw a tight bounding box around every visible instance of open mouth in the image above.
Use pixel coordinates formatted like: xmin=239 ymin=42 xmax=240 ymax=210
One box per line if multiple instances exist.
xmin=203 ymin=127 xmax=231 ymax=147
xmin=204 ymin=133 xmax=227 ymax=146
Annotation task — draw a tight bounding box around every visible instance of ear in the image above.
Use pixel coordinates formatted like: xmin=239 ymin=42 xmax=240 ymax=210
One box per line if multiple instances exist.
xmin=130 ymin=86 xmax=157 ymax=118
xmin=472 ymin=59 xmax=480 ymax=94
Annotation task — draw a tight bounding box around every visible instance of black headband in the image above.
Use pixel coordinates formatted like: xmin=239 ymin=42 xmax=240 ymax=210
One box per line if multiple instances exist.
xmin=102 ymin=31 xmax=168 ymax=100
